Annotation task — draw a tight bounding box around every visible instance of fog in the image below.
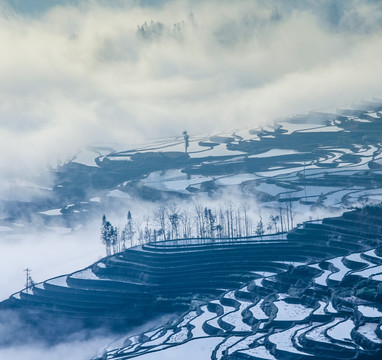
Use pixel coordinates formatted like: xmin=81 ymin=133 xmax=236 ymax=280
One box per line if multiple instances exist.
xmin=0 ymin=326 xmax=114 ymax=360
xmin=0 ymin=306 xmax=176 ymax=360
xmin=0 ymin=222 xmax=105 ymax=301
xmin=0 ymin=188 xmax=339 ymax=301
xmin=0 ymin=0 xmax=382 ymax=191
xmin=1 ymin=0 xmax=382 ymax=358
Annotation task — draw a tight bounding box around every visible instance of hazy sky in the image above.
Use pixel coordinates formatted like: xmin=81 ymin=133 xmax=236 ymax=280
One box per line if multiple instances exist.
xmin=0 ymin=0 xmax=382 ymax=186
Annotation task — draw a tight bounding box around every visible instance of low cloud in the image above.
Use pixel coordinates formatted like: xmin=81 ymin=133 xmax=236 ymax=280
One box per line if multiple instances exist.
xmin=0 ymin=0 xmax=381 ymax=193
xmin=0 ymin=222 xmax=104 ymax=300
xmin=0 ymin=337 xmax=109 ymax=360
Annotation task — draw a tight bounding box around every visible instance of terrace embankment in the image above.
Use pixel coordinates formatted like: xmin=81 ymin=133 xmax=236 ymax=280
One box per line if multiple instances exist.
xmin=98 ymin=206 xmax=382 ymax=360
xmin=2 ymin=206 xmax=382 ymax=347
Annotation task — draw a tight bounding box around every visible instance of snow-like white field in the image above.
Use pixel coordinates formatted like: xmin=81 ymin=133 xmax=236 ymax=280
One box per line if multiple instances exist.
xmin=107 ymin=156 xmax=132 ymax=161
xmin=312 ymin=301 xmax=326 ymax=315
xmin=166 ymin=328 xmax=188 ymax=344
xmin=210 ymin=300 xmax=236 ymax=314
xmin=325 ymin=303 xmax=338 ymax=314
xmin=38 ymin=208 xmax=62 ymax=216
xmin=222 ymin=299 xmax=253 ymax=331
xmin=71 ymin=268 xmax=102 ymax=280
xmin=248 ymin=149 xmax=303 ymax=158
xmin=363 ymin=249 xmax=382 ymax=261
xmin=367 ymin=112 xmax=381 ymax=119
xmin=46 ymin=276 xmax=69 ymax=287
xmin=178 ymin=311 xmax=198 ymax=327
xmin=238 ymin=346 xmax=277 ymax=359
xmin=215 ymin=173 xmax=258 ymax=186
xmin=357 ymin=323 xmax=382 ymax=344
xmin=214 ymin=336 xmax=242 ymax=359
xmin=253 ymin=271 xmax=277 ymax=278
xmin=131 ymin=337 xmax=224 ymax=360
xmin=326 ymin=319 xmax=353 ymax=342
xmin=352 ymin=265 xmax=382 ymax=278
xmin=276 ymin=122 xmax=327 ymax=134
xmin=269 ymin=324 xmax=314 ymax=356
xmin=72 ymin=150 xmax=100 ymax=167
xmin=310 ymin=264 xmax=331 ymax=286
xmin=358 ymin=305 xmax=382 ymax=318
xmin=188 ymin=306 xmax=216 ymax=337
xmin=255 ymin=183 xmax=291 ymax=196
xmin=142 ymin=170 xmax=214 ymax=193
xmin=190 ymin=145 xmax=246 ymax=158
xmin=345 ymin=252 xmax=374 ymax=267
xmin=248 ymin=300 xmax=268 ymax=320
xmin=107 ymin=189 xmax=131 ymax=199
xmin=227 ymin=333 xmax=266 ymax=356
xmin=328 ymin=257 xmax=351 ymax=282
xmin=256 ymin=165 xmax=309 ymax=178
xmin=305 ymin=319 xmax=340 ymax=344
xmin=141 ymin=330 xmax=172 ymax=347
xmin=205 ymin=315 xmax=223 ymax=331
xmin=273 ymin=300 xmax=312 ymax=321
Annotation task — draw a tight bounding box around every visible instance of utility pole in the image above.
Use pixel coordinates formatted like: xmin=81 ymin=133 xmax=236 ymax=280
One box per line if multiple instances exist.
xmin=24 ymin=268 xmax=35 ymax=294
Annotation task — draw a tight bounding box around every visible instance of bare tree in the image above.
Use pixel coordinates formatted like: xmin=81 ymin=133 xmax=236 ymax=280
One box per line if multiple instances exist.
xmin=267 ymin=219 xmax=273 ymax=234
xmin=180 ymin=209 xmax=192 ymax=238
xmin=135 ymin=218 xmax=144 ymax=245
xmin=168 ymin=203 xmax=181 ymax=239
xmin=218 ymin=206 xmax=226 ymax=237
xmin=242 ymin=202 xmax=250 ymax=237
xmin=269 ymin=215 xmax=280 ymax=233
xmin=225 ymin=202 xmax=234 ymax=240
xmin=235 ymin=208 xmax=242 ymax=238
xmin=210 ymin=208 xmax=216 ymax=238
xmin=194 ymin=202 xmax=205 ymax=239
xmin=144 ymin=216 xmax=152 ymax=243
xmin=156 ymin=205 xmax=167 ymax=241
xmin=216 ymin=224 xmax=223 ymax=238
xmin=288 ymin=196 xmax=294 ymax=229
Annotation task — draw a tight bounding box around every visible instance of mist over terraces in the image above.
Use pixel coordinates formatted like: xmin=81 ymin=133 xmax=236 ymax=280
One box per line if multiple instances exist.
xmin=2 ymin=103 xmax=382 ymax=359
xmin=2 ymin=205 xmax=382 ymax=360
xmin=96 ymin=206 xmax=382 ymax=360
xmin=2 ymin=102 xmax=382 ymax=236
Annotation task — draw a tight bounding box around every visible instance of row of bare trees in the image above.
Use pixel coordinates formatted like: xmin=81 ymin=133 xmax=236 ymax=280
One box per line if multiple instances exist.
xmin=100 ymin=200 xmax=295 ymax=255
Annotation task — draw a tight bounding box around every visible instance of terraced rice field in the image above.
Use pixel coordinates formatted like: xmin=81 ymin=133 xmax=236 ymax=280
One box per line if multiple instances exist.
xmin=2 ymin=105 xmax=382 ymax=359
xmin=96 ymin=232 xmax=382 ymax=359
xmin=3 ymin=206 xmax=382 ymax=359
xmin=3 ymin=104 xmax=382 ymax=236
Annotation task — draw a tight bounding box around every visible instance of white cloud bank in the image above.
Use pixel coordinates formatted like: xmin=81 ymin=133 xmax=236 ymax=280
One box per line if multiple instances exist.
xmin=0 ymin=0 xmax=381 ymax=185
